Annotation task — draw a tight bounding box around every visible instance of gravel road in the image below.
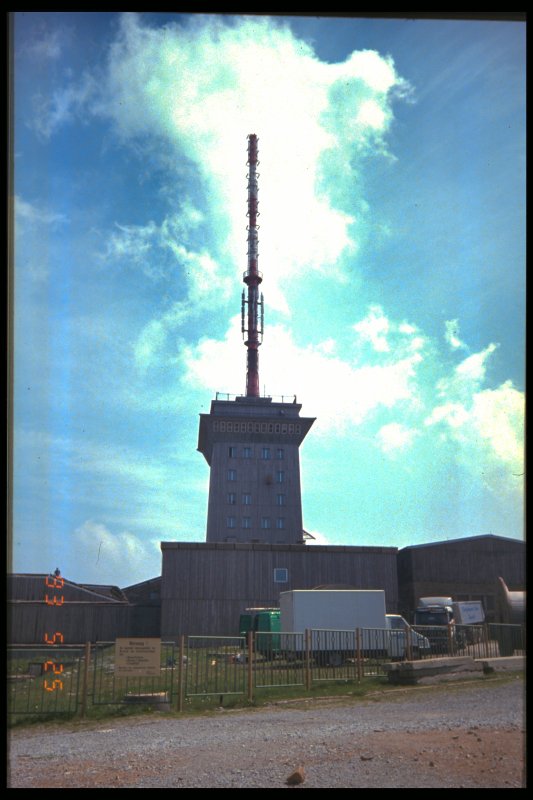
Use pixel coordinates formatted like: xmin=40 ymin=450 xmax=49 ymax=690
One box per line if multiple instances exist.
xmin=8 ymin=677 xmax=525 ymax=788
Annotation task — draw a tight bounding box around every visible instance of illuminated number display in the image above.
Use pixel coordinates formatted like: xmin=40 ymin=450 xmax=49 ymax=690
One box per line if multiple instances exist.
xmin=43 ymin=572 xmax=65 ymax=692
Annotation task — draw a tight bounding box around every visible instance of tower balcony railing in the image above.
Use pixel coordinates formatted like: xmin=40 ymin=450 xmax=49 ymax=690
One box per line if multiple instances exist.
xmin=243 ymin=269 xmax=263 ymax=284
xmin=215 ymin=391 xmax=299 ymax=404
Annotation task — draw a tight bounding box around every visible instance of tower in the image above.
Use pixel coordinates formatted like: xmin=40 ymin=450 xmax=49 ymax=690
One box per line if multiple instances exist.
xmin=197 ymin=135 xmax=315 ymax=545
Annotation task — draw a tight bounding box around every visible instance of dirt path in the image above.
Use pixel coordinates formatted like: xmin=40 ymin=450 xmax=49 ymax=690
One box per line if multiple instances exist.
xmin=8 ymin=678 xmax=525 ymax=788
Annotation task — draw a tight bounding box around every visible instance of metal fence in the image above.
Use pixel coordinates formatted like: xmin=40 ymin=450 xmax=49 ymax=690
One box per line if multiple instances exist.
xmin=7 ymin=645 xmax=86 ymax=717
xmin=183 ymin=636 xmax=247 ymax=698
xmin=7 ymin=623 xmax=526 ymax=720
xmin=92 ymin=641 xmax=176 ymax=706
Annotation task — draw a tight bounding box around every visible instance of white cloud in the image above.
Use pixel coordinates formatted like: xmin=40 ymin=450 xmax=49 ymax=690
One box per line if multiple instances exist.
xmin=444 ymin=318 xmax=466 ymax=350
xmin=133 ymin=301 xmax=191 ymax=370
xmin=426 ymin=349 xmax=524 ymax=499
xmin=353 ymin=304 xmax=390 ymax=351
xmin=305 ymin=529 xmax=334 ymax=546
xmin=377 ymin=422 xmax=418 ymax=454
xmin=39 ymin=13 xmax=406 ymax=312
xmin=455 ymin=343 xmax=498 ymax=382
xmin=435 ymin=342 xmax=498 ymax=403
xmin=182 ymin=312 xmax=425 ymax=433
xmin=73 ymin=520 xmax=161 ymax=584
xmin=23 ymin=23 xmax=71 ymax=62
xmin=15 ymin=195 xmax=67 ymax=227
xmin=31 ymin=71 xmax=98 ymax=139
xmin=15 ymin=195 xmax=68 ymax=281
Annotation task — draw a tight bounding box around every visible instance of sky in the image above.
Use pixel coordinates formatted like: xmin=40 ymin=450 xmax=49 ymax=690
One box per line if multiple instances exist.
xmin=10 ymin=12 xmax=525 ymax=588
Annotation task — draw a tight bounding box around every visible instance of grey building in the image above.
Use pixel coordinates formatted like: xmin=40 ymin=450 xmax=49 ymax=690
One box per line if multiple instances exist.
xmin=197 ymin=395 xmax=315 ymax=545
xmin=397 ymin=534 xmax=525 ymax=622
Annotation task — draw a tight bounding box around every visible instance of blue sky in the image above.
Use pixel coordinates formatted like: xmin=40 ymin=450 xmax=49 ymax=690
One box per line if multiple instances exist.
xmin=11 ymin=12 xmax=525 ymax=587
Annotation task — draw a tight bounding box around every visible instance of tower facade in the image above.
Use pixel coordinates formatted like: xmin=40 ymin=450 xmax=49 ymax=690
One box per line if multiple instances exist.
xmin=197 ymin=135 xmax=315 ymax=545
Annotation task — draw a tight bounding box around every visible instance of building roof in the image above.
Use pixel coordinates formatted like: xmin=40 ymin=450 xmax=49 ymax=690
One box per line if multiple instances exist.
xmin=399 ymin=534 xmax=525 ymax=552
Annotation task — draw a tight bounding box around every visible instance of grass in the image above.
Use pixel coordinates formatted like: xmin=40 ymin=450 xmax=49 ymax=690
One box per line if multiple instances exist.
xmin=8 ymin=668 xmax=524 ymax=729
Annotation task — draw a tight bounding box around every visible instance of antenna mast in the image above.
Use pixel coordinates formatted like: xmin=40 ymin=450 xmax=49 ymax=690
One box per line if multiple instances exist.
xmin=241 ymin=134 xmax=264 ymax=398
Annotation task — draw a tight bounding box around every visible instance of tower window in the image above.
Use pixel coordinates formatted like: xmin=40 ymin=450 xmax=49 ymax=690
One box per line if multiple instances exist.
xmin=227 ymin=469 xmax=236 ymax=481
xmin=242 ymin=493 xmax=252 ymax=505
xmin=261 ymin=517 xmax=271 ymax=529
xmin=229 ymin=446 xmax=237 ymax=458
xmin=226 ymin=516 xmax=236 ymax=528
xmin=242 ymin=517 xmax=251 ymax=529
xmin=276 ymin=494 xmax=285 ymax=506
xmin=276 ymin=470 xmax=284 ymax=483
xmin=243 ymin=446 xmax=252 ymax=458
xmin=227 ymin=492 xmax=236 ymax=505
xmin=261 ymin=447 xmax=271 ymax=460
xmin=276 ymin=448 xmax=284 ymax=460
xmin=273 ymin=568 xmax=288 ymax=583
xmin=276 ymin=517 xmax=285 ymax=529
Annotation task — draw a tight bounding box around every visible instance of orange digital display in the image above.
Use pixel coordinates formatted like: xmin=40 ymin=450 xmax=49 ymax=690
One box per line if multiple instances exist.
xmin=44 ymin=632 xmax=64 ymax=645
xmin=43 ymin=573 xmax=65 ymax=693
xmin=44 ymin=594 xmax=65 ymax=606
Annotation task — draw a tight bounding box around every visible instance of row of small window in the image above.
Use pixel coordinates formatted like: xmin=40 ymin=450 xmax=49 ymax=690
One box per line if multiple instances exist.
xmin=227 ymin=469 xmax=284 ymax=482
xmin=227 ymin=516 xmax=286 ymax=529
xmin=214 ymin=421 xmax=301 ymax=434
xmin=229 ymin=446 xmax=284 ymax=460
xmin=228 ymin=493 xmax=286 ymax=506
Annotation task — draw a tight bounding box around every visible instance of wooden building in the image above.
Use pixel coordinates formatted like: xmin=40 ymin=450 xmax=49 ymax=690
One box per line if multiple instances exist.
xmin=7 ymin=574 xmax=160 ymax=644
xmin=160 ymin=541 xmax=398 ymax=638
xmin=397 ymin=534 xmax=525 ymax=622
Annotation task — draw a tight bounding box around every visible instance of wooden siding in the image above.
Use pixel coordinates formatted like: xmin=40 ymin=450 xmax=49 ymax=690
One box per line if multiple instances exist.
xmin=161 ymin=542 xmax=399 ymax=638
xmin=397 ymin=535 xmax=525 ymax=621
xmin=7 ymin=601 xmax=161 ymax=644
xmin=8 ymin=575 xmax=127 ymax=603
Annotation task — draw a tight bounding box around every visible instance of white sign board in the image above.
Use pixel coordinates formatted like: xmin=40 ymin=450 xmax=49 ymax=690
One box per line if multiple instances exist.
xmin=453 ymin=602 xmax=485 ymax=624
xmin=115 ymin=638 xmax=161 ymax=678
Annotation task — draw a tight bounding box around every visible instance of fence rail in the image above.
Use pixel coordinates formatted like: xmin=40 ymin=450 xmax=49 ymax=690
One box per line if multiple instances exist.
xmin=7 ymin=623 xmax=525 ymax=720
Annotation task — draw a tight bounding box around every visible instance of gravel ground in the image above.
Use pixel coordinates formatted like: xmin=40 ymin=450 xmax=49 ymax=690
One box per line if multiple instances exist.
xmin=8 ymin=677 xmax=525 ymax=789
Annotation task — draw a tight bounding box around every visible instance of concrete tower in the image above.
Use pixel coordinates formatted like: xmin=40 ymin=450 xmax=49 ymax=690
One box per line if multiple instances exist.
xmin=197 ymin=135 xmax=315 ymax=545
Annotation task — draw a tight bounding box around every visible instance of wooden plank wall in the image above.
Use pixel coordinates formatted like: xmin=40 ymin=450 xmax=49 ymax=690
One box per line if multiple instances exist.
xmin=161 ymin=543 xmax=399 ymax=638
xmin=7 ymin=602 xmax=161 ymax=644
xmin=397 ymin=537 xmax=525 ymax=620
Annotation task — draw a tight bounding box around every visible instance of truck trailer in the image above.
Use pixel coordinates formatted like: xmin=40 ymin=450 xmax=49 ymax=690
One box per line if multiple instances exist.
xmin=279 ymin=589 xmax=390 ymax=665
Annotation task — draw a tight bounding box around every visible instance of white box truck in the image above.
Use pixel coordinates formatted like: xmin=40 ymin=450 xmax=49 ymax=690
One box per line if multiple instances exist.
xmin=280 ymin=589 xmax=390 ymax=665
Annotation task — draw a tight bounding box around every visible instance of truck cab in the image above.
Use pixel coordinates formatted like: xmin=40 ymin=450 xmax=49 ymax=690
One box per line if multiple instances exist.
xmin=413 ymin=597 xmax=455 ymax=653
xmin=239 ymin=608 xmax=281 ymax=656
xmin=386 ymin=614 xmax=431 ymax=659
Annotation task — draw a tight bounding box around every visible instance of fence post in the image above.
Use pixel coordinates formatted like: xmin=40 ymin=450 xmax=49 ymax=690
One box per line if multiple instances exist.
xmin=447 ymin=622 xmax=454 ymax=656
xmin=305 ymin=629 xmax=311 ymax=691
xmin=247 ymin=631 xmax=254 ymax=703
xmin=406 ymin=625 xmax=413 ymax=661
xmin=79 ymin=641 xmax=91 ymax=718
xmin=177 ymin=636 xmax=185 ymax=713
xmin=482 ymin=623 xmax=489 ymax=658
xmin=356 ymin=628 xmax=362 ymax=681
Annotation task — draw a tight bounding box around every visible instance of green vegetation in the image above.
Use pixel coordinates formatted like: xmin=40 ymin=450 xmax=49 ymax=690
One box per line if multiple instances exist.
xmin=8 ymin=666 xmax=523 ymax=729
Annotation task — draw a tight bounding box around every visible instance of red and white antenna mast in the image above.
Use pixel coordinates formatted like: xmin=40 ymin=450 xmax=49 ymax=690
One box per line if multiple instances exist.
xmin=241 ymin=134 xmax=264 ymax=398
